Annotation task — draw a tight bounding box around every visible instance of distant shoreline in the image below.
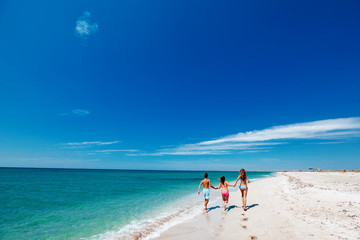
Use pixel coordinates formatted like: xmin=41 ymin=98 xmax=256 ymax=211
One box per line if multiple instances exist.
xmin=280 ymin=169 xmax=360 ymax=172
xmin=1 ymin=166 xmax=358 ymax=172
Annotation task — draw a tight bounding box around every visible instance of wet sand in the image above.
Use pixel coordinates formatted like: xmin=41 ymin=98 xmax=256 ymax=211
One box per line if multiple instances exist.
xmin=154 ymin=172 xmax=360 ymax=240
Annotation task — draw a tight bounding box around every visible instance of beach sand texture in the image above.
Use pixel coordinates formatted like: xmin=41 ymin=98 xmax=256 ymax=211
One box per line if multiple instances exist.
xmin=155 ymin=172 xmax=360 ymax=240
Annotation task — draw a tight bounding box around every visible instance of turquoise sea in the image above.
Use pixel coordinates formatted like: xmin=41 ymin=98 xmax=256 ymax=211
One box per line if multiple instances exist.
xmin=0 ymin=168 xmax=273 ymax=239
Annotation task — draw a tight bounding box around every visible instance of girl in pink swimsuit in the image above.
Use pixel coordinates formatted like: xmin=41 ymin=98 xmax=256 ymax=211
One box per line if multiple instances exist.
xmin=214 ymin=176 xmax=235 ymax=211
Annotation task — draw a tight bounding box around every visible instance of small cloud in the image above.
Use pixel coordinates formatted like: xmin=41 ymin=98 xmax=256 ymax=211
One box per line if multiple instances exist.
xmin=62 ymin=141 xmax=120 ymax=148
xmin=75 ymin=11 xmax=98 ymax=43
xmin=59 ymin=109 xmax=90 ymax=117
xmin=88 ymin=149 xmax=139 ymax=155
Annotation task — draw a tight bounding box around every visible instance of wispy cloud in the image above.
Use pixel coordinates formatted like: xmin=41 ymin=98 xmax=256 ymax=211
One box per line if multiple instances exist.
xmin=132 ymin=142 xmax=281 ymax=156
xmin=59 ymin=109 xmax=90 ymax=117
xmin=199 ymin=117 xmax=360 ymax=145
xmin=75 ymin=11 xmax=98 ymax=43
xmin=87 ymin=149 xmax=139 ymax=155
xmin=134 ymin=117 xmax=360 ymax=156
xmin=62 ymin=141 xmax=120 ymax=148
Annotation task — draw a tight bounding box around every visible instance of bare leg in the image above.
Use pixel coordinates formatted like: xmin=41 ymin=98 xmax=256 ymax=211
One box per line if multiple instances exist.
xmin=240 ymin=189 xmax=245 ymax=209
xmin=243 ymin=188 xmax=248 ymax=211
xmin=204 ymin=199 xmax=209 ymax=211
xmin=222 ymin=195 xmax=226 ymax=211
xmin=225 ymin=194 xmax=229 ymax=211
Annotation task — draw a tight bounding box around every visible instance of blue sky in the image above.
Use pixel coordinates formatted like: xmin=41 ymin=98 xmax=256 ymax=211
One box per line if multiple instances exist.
xmin=0 ymin=0 xmax=360 ymax=170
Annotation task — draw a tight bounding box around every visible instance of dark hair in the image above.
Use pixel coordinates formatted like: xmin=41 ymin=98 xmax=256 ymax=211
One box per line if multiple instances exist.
xmin=220 ymin=176 xmax=225 ymax=184
xmin=204 ymin=172 xmax=208 ymax=178
xmin=240 ymin=169 xmax=247 ymax=181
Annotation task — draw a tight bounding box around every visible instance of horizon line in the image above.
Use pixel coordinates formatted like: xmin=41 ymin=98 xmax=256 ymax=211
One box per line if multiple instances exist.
xmin=0 ymin=166 xmax=275 ymax=172
xmin=0 ymin=166 xmax=358 ymax=171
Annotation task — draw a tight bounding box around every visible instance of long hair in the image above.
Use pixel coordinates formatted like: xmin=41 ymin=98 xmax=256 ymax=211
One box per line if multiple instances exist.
xmin=240 ymin=169 xmax=247 ymax=181
xmin=220 ymin=176 xmax=225 ymax=184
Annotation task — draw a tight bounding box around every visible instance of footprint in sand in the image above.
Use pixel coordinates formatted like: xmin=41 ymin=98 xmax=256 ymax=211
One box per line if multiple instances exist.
xmin=250 ymin=236 xmax=258 ymax=240
xmin=242 ymin=213 xmax=245 ymax=216
xmin=243 ymin=217 xmax=248 ymax=221
xmin=242 ymin=225 xmax=247 ymax=229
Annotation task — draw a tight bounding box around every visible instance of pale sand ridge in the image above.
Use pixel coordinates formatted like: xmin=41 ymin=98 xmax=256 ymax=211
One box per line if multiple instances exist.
xmin=154 ymin=172 xmax=360 ymax=240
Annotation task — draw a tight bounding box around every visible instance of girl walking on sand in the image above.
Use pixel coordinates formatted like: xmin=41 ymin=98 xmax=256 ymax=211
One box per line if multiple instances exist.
xmin=234 ymin=169 xmax=251 ymax=211
xmin=213 ymin=176 xmax=235 ymax=211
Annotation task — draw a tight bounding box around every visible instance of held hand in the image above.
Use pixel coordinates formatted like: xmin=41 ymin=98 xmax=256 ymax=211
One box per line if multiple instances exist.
xmin=198 ymin=191 xmax=200 ymax=195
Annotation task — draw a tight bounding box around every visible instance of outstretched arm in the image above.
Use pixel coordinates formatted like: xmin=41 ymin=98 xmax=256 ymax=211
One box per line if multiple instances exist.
xmin=212 ymin=183 xmax=220 ymax=189
xmin=198 ymin=181 xmax=203 ymax=194
xmin=233 ymin=176 xmax=240 ymax=187
xmin=247 ymin=177 xmax=251 ymax=183
xmin=227 ymin=181 xmax=236 ymax=187
xmin=210 ymin=180 xmax=216 ymax=189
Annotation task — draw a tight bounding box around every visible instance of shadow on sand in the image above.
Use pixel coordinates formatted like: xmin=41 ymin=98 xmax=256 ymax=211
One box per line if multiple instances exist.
xmin=207 ymin=206 xmax=220 ymax=212
xmin=227 ymin=205 xmax=238 ymax=211
xmin=206 ymin=204 xmax=258 ymax=212
xmin=246 ymin=203 xmax=259 ymax=210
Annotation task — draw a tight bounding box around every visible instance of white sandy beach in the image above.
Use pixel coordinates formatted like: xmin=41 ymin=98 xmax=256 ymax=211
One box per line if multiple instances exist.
xmin=154 ymin=172 xmax=360 ymax=240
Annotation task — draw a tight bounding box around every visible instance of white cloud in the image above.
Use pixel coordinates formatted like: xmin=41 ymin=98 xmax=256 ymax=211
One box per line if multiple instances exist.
xmin=62 ymin=141 xmax=120 ymax=148
xmin=199 ymin=117 xmax=360 ymax=145
xmin=75 ymin=11 xmax=98 ymax=43
xmin=59 ymin=109 xmax=90 ymax=117
xmin=135 ymin=117 xmax=360 ymax=156
xmin=88 ymin=149 xmax=139 ymax=154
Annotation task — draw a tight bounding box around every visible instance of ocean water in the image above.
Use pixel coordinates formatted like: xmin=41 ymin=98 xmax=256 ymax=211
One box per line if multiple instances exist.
xmin=0 ymin=168 xmax=273 ymax=240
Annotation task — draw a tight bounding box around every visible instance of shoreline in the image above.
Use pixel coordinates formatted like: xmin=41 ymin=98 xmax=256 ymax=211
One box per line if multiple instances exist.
xmin=108 ymin=173 xmax=272 ymax=240
xmin=153 ymin=172 xmax=360 ymax=240
xmin=109 ymin=175 xmax=253 ymax=240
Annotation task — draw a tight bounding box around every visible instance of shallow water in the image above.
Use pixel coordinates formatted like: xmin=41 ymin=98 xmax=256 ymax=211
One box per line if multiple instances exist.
xmin=0 ymin=168 xmax=272 ymax=239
